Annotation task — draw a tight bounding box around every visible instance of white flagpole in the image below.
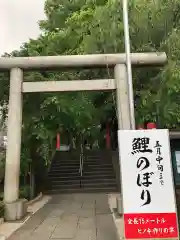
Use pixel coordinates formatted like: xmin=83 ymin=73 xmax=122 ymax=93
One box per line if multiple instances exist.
xmin=122 ymin=0 xmax=135 ymax=129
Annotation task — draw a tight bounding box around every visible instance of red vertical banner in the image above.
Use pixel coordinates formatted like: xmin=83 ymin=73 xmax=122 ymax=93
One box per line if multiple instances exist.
xmin=147 ymin=122 xmax=157 ymax=129
xmin=56 ymin=133 xmax=60 ymax=150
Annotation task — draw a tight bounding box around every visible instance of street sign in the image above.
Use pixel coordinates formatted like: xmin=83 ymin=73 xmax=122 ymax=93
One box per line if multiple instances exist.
xmin=118 ymin=129 xmax=179 ymax=239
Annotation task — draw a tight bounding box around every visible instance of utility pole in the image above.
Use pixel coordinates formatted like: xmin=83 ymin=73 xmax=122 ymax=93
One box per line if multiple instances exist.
xmin=122 ymin=0 xmax=135 ymax=129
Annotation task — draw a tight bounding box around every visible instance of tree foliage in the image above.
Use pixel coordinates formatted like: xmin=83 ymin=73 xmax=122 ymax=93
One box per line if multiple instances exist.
xmin=0 ymin=0 xmax=180 ymax=175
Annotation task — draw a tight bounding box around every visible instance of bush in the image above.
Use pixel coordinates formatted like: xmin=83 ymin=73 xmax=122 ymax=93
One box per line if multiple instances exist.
xmin=0 ymin=201 xmax=4 ymax=217
xmin=19 ymin=185 xmax=30 ymax=199
xmin=0 ymin=150 xmax=5 ymax=183
xmin=0 ymin=191 xmax=3 ymax=201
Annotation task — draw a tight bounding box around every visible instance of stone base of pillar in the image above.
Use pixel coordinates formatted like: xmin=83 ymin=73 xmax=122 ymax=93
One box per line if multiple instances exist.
xmin=4 ymin=199 xmax=28 ymax=221
xmin=116 ymin=195 xmax=123 ymax=216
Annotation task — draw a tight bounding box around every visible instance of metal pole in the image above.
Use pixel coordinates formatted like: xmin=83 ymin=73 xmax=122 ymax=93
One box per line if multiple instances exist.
xmin=115 ymin=64 xmax=131 ymax=130
xmin=122 ymin=0 xmax=135 ymax=129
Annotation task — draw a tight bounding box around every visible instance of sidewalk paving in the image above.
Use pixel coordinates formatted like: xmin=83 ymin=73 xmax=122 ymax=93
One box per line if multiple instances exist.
xmin=7 ymin=193 xmax=118 ymax=240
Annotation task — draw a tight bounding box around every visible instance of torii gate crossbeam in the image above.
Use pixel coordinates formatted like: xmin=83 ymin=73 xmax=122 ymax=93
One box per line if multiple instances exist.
xmin=0 ymin=52 xmax=166 ymax=70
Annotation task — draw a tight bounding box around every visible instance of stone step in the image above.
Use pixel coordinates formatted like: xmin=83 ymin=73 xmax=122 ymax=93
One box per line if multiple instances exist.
xmin=48 ymin=171 xmax=79 ymax=177
xmin=47 ymin=151 xmax=117 ymax=193
xmin=46 ymin=187 xmax=117 ymax=194
xmin=52 ymin=162 xmax=112 ymax=167
xmin=48 ymin=174 xmax=115 ymax=180
xmin=50 ymin=165 xmax=113 ymax=171
xmin=49 ymin=178 xmax=116 ymax=186
xmin=49 ymin=168 xmax=79 ymax=173
xmin=50 ymin=181 xmax=116 ymax=189
xmin=84 ymin=170 xmax=114 ymax=175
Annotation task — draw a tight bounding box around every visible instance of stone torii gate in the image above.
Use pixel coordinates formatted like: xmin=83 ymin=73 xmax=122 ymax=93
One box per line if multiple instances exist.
xmin=0 ymin=52 xmax=167 ymax=220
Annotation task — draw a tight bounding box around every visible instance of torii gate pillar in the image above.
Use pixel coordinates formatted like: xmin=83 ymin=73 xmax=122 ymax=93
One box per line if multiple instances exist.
xmin=4 ymin=68 xmax=24 ymax=220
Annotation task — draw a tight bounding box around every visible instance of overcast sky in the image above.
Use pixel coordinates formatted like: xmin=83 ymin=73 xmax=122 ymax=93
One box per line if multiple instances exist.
xmin=0 ymin=0 xmax=45 ymax=55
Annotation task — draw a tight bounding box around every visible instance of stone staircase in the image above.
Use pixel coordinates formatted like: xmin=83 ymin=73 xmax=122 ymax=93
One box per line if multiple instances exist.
xmin=46 ymin=150 xmax=117 ymax=193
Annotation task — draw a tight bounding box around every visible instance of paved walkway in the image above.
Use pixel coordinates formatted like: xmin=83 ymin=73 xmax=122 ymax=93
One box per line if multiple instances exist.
xmin=7 ymin=194 xmax=118 ymax=240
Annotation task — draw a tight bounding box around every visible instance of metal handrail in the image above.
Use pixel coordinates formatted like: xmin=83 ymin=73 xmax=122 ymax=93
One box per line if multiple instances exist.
xmin=79 ymin=154 xmax=82 ymax=174
xmin=79 ymin=144 xmax=84 ymax=177
xmin=81 ymin=153 xmax=84 ymax=177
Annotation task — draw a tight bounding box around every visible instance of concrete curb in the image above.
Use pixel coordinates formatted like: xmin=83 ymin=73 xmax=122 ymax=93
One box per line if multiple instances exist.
xmin=0 ymin=218 xmax=4 ymax=225
xmin=0 ymin=202 xmax=4 ymax=227
xmin=26 ymin=192 xmax=43 ymax=206
xmin=111 ymin=207 xmax=124 ymax=240
xmin=108 ymin=194 xmax=124 ymax=240
xmin=0 ymin=234 xmax=5 ymax=240
xmin=0 ymin=195 xmax=51 ymax=240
